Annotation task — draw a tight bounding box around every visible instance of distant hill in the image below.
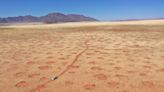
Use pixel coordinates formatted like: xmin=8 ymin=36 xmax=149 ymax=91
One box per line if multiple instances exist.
xmin=0 ymin=12 xmax=98 ymax=23
xmin=114 ymin=18 xmax=164 ymax=22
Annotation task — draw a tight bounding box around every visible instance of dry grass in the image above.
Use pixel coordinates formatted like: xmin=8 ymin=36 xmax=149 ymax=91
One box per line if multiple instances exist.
xmin=0 ymin=20 xmax=164 ymax=92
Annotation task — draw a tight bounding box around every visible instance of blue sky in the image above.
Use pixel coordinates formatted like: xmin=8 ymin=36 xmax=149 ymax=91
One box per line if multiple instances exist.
xmin=0 ymin=0 xmax=164 ymax=20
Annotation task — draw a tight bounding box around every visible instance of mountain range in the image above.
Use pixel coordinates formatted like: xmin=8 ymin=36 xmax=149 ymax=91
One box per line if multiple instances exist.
xmin=0 ymin=12 xmax=98 ymax=23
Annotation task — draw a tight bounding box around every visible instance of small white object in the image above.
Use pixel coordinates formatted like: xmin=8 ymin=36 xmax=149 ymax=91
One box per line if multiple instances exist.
xmin=51 ymin=76 xmax=58 ymax=80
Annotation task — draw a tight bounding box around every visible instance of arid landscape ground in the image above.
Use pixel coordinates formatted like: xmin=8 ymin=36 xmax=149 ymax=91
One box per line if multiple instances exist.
xmin=0 ymin=20 xmax=164 ymax=92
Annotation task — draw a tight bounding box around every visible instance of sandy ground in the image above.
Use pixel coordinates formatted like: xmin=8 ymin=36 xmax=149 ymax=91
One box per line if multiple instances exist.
xmin=0 ymin=20 xmax=164 ymax=92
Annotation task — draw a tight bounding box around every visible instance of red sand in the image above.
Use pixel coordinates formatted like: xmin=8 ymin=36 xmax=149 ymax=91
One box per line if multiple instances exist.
xmin=0 ymin=24 xmax=164 ymax=92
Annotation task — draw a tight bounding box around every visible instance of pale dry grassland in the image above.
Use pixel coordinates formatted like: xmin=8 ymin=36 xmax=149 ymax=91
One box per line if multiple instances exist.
xmin=0 ymin=20 xmax=164 ymax=92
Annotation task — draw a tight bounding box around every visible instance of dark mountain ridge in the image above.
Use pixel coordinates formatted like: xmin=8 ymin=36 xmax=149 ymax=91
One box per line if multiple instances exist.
xmin=0 ymin=12 xmax=98 ymax=23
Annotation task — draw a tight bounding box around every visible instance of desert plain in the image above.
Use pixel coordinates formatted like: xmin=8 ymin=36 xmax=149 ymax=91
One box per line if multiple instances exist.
xmin=0 ymin=20 xmax=164 ymax=92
